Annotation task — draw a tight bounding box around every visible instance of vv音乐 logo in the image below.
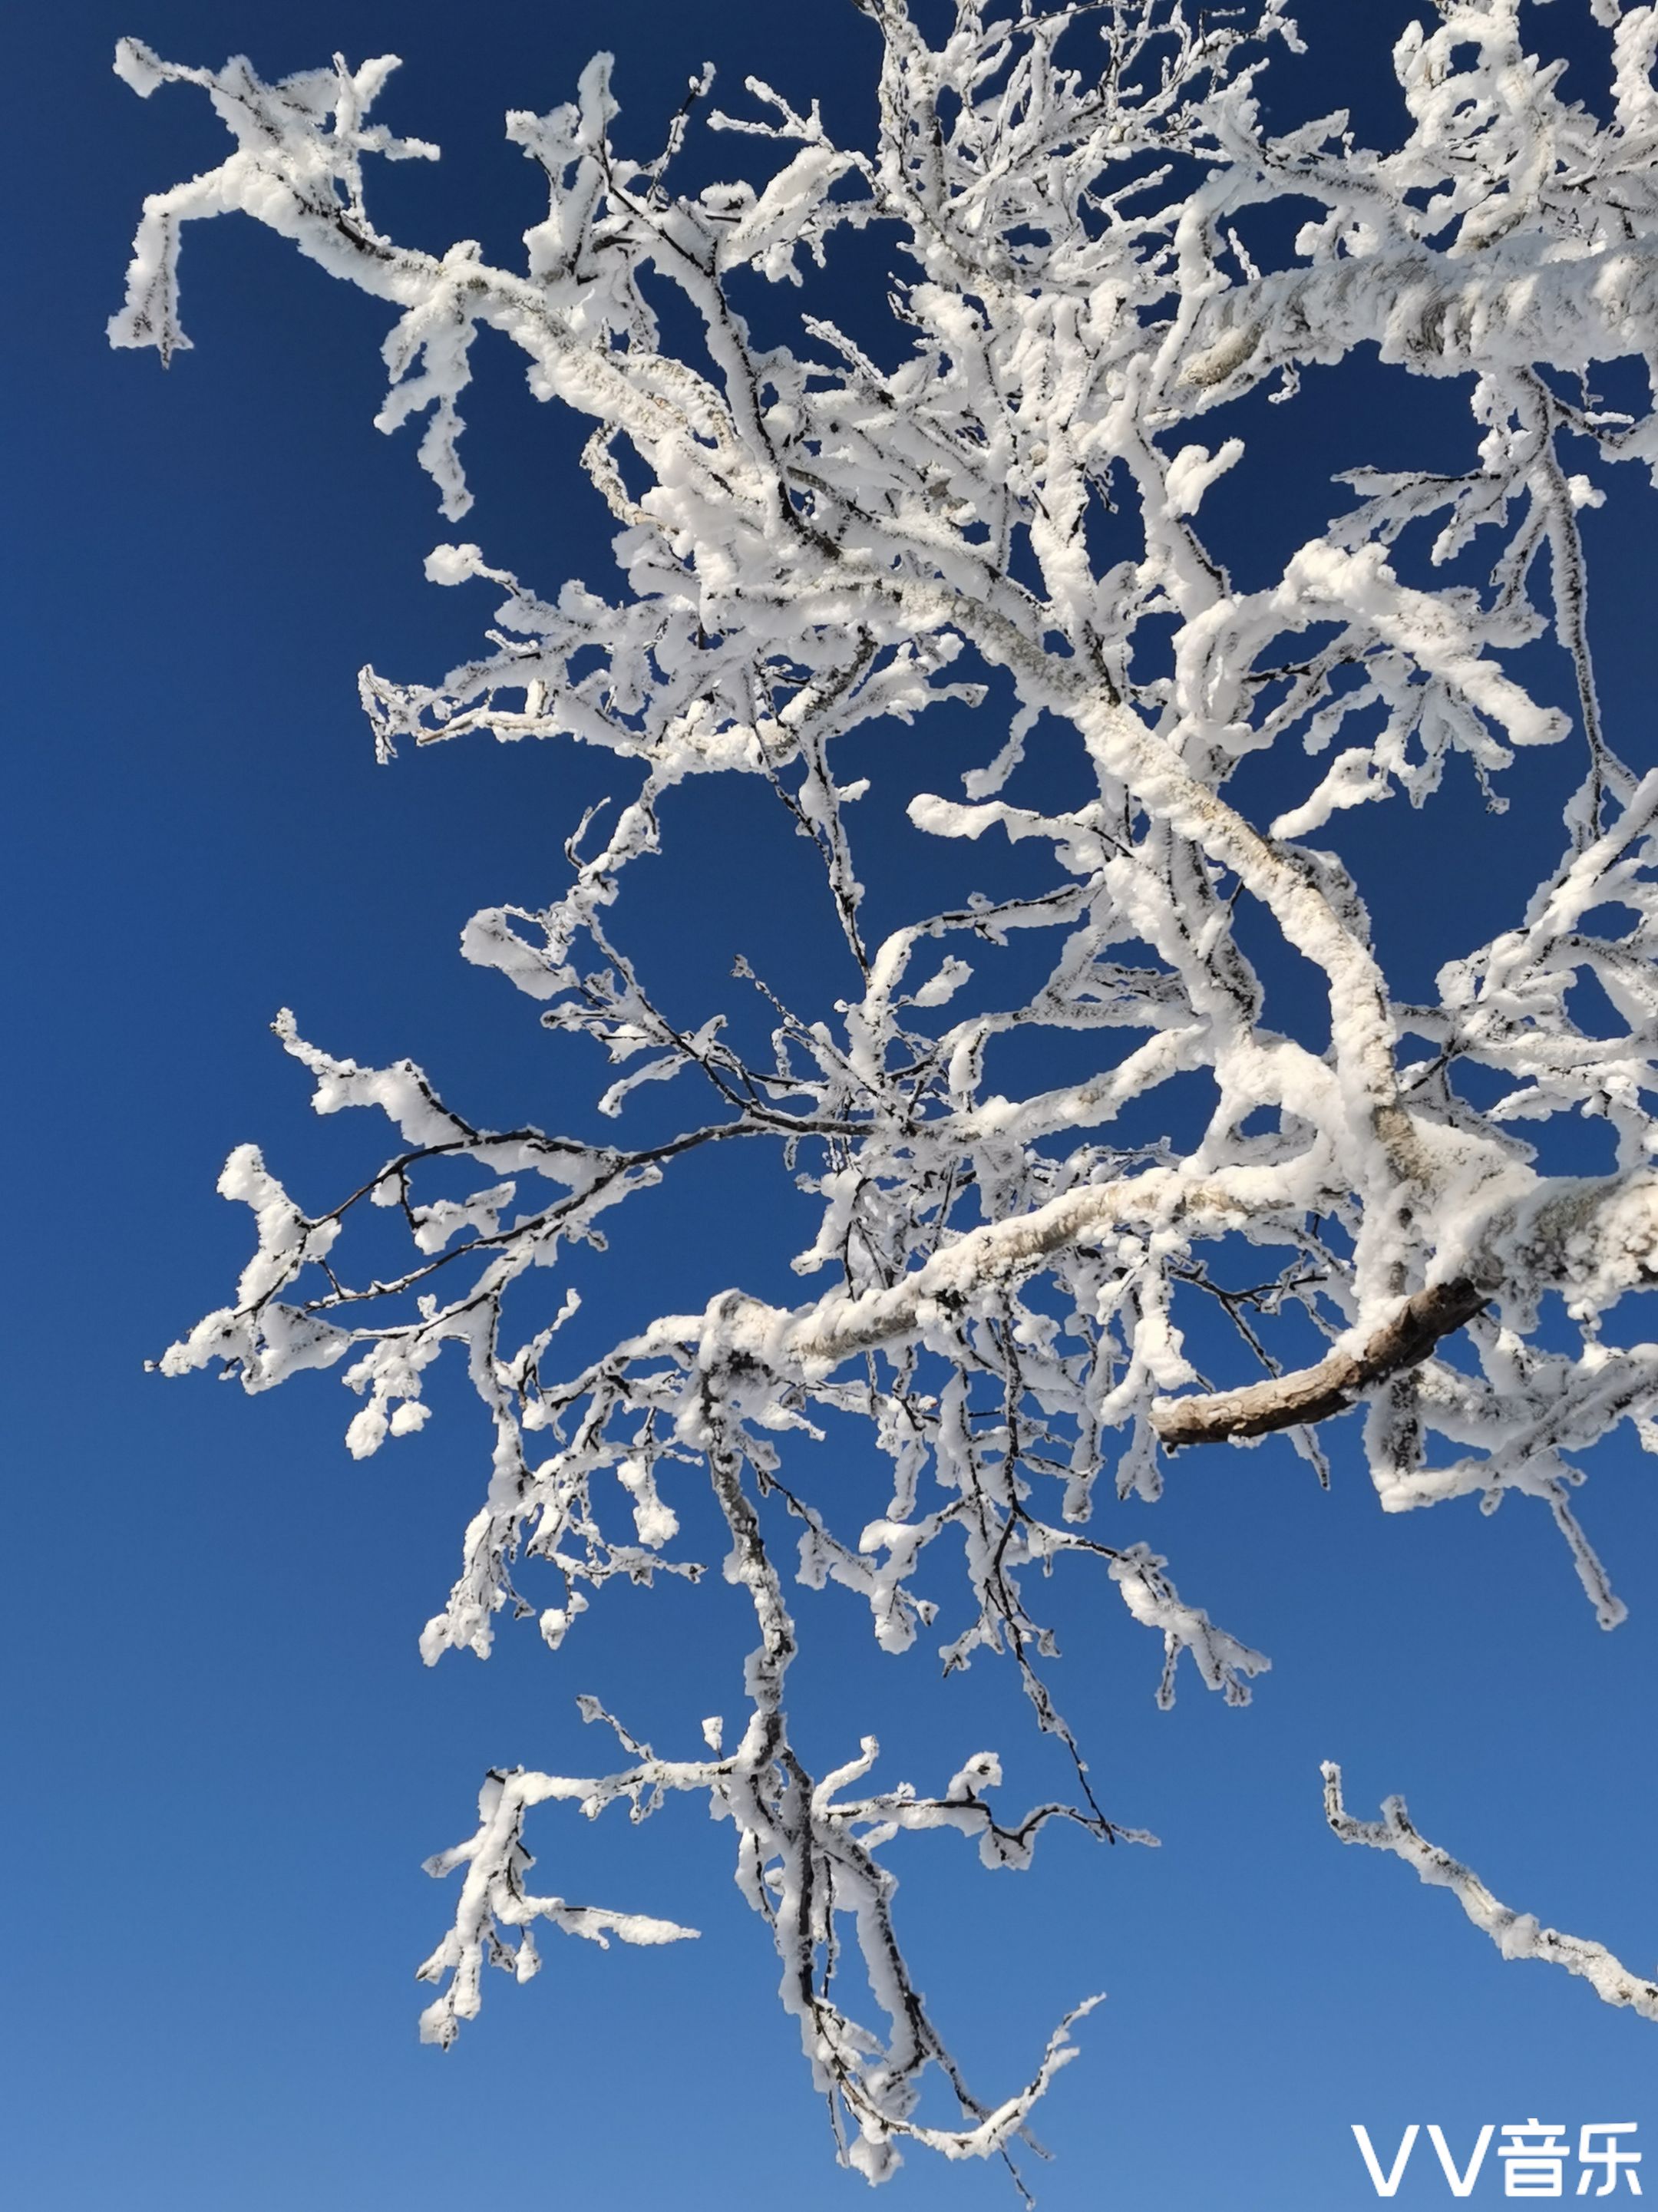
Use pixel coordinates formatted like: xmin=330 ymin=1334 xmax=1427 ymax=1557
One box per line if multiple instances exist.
xmin=1352 ymin=2123 xmax=1641 ymax=2198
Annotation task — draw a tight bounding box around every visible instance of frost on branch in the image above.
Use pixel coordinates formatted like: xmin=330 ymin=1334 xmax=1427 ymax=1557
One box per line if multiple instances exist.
xmin=121 ymin=0 xmax=1658 ymax=2182
xmin=1323 ymin=1764 xmax=1658 ymax=2023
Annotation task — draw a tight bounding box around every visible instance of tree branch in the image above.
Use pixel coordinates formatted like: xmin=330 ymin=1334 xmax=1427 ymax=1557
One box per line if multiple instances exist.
xmin=1322 ymin=1762 xmax=1658 ymax=2023
xmin=1152 ymin=1278 xmax=1487 ymax=1448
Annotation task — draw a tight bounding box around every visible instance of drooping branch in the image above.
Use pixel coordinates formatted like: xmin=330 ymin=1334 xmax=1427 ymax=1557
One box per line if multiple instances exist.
xmin=1322 ymin=1763 xmax=1658 ymax=2025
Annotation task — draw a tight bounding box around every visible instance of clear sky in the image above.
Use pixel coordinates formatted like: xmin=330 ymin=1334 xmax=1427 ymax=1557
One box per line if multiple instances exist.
xmin=5 ymin=2 xmax=1658 ymax=2208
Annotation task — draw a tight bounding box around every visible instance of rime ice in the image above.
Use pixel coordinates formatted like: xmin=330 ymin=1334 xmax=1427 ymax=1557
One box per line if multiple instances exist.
xmin=120 ymin=0 xmax=1658 ymax=2185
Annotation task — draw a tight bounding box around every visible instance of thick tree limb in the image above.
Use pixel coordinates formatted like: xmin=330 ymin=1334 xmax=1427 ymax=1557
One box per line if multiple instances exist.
xmin=1152 ymin=1278 xmax=1487 ymax=1448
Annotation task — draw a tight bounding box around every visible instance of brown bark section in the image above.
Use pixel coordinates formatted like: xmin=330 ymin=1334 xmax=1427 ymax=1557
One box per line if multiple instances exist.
xmin=1152 ymin=1277 xmax=1488 ymax=1449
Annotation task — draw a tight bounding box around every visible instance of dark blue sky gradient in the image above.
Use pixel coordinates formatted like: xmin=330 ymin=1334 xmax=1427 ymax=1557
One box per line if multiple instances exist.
xmin=6 ymin=3 xmax=1658 ymax=2207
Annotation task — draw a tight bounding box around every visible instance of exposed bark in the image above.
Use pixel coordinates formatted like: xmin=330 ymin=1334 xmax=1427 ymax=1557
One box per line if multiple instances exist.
xmin=1152 ymin=1278 xmax=1488 ymax=1449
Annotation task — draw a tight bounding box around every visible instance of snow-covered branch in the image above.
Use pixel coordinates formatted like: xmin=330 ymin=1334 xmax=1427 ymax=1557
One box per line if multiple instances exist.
xmin=117 ymin=0 xmax=1658 ymax=2182
xmin=1323 ymin=1761 xmax=1658 ymax=2023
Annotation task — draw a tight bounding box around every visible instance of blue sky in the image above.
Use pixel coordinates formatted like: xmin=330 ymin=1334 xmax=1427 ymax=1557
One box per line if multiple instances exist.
xmin=5 ymin=2 xmax=1658 ymax=2207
